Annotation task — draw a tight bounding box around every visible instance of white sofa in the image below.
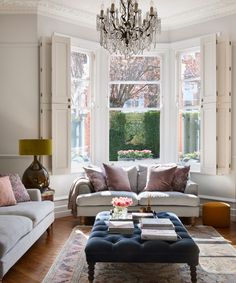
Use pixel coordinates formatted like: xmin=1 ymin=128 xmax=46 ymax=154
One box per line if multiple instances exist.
xmin=73 ymin=167 xmax=200 ymax=218
xmin=0 ymin=189 xmax=54 ymax=279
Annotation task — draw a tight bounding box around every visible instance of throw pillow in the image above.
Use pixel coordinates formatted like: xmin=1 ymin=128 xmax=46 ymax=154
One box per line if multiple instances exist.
xmin=124 ymin=166 xmax=138 ymax=192
xmin=83 ymin=167 xmax=107 ymax=192
xmin=0 ymin=176 xmax=17 ymax=206
xmin=0 ymin=174 xmax=30 ymax=202
xmin=172 ymin=166 xmax=190 ymax=193
xmin=144 ymin=166 xmax=177 ymax=192
xmin=103 ymin=163 xmax=132 ymax=192
xmin=137 ymin=164 xmax=175 ymax=192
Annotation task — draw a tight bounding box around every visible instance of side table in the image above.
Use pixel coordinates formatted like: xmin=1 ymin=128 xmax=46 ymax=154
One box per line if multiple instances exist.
xmin=41 ymin=188 xmax=55 ymax=201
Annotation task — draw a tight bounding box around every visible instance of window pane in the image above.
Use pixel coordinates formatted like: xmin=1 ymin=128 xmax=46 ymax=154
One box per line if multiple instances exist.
xmin=109 ymin=110 xmax=160 ymax=161
xmin=181 ymin=51 xmax=200 ymax=80
xmin=110 ymin=84 xmax=160 ymax=108
xmin=178 ymin=110 xmax=200 ymax=164
xmin=71 ymin=80 xmax=90 ymax=108
xmin=71 ymin=49 xmax=92 ymax=171
xmin=179 ymin=81 xmax=200 ymax=108
xmin=71 ymin=51 xmax=89 ymax=80
xmin=178 ymin=50 xmax=201 ymax=166
xmin=110 ymin=56 xmax=161 ymax=81
xmin=71 ymin=110 xmax=91 ymax=168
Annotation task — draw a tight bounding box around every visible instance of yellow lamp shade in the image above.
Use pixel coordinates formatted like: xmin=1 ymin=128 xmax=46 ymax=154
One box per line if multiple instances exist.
xmin=19 ymin=139 xmax=52 ymax=156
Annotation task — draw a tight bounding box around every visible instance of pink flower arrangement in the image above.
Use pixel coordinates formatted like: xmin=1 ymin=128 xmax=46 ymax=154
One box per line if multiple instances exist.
xmin=111 ymin=197 xmax=133 ymax=208
xmin=117 ymin=149 xmax=153 ymax=159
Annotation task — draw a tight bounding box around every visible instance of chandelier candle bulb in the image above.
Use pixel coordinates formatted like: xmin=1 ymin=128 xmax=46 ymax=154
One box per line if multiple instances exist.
xmin=96 ymin=0 xmax=161 ymax=57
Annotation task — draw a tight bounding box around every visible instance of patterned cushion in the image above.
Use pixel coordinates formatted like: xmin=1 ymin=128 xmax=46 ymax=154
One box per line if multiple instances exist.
xmin=172 ymin=166 xmax=190 ymax=193
xmin=0 ymin=176 xmax=17 ymax=207
xmin=83 ymin=167 xmax=107 ymax=192
xmin=144 ymin=166 xmax=177 ymax=191
xmin=0 ymin=174 xmax=30 ymax=203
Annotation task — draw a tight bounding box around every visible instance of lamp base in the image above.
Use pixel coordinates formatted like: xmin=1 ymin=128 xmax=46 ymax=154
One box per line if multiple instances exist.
xmin=22 ymin=156 xmax=50 ymax=193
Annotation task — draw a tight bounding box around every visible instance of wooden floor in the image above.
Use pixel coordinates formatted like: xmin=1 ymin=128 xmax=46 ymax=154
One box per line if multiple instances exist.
xmin=2 ymin=216 xmax=236 ymax=283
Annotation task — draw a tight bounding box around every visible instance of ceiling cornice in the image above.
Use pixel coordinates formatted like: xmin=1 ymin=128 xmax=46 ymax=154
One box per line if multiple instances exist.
xmin=1 ymin=0 xmax=236 ymax=31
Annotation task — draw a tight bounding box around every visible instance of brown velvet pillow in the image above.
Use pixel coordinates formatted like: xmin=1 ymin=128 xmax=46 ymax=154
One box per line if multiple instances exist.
xmin=83 ymin=167 xmax=107 ymax=192
xmin=144 ymin=166 xmax=177 ymax=192
xmin=0 ymin=176 xmax=17 ymax=207
xmin=172 ymin=166 xmax=190 ymax=193
xmin=103 ymin=164 xmax=132 ymax=192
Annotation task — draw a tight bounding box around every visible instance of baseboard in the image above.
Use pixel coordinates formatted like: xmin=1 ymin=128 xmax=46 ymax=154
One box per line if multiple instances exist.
xmin=54 ymin=197 xmax=71 ymax=218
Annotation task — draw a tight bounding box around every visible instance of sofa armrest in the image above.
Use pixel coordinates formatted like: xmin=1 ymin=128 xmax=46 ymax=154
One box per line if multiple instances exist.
xmin=27 ymin=189 xmax=42 ymax=201
xmin=184 ymin=180 xmax=198 ymax=196
xmin=75 ymin=178 xmax=93 ymax=195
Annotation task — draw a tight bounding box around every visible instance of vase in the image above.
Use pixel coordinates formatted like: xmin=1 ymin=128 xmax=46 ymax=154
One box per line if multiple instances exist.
xmin=112 ymin=206 xmax=128 ymax=219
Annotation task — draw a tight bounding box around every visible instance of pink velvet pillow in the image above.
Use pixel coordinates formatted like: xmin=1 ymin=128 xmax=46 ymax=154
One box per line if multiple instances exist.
xmin=144 ymin=166 xmax=177 ymax=191
xmin=0 ymin=176 xmax=17 ymax=207
xmin=83 ymin=167 xmax=107 ymax=192
xmin=103 ymin=164 xmax=132 ymax=192
xmin=172 ymin=166 xmax=190 ymax=193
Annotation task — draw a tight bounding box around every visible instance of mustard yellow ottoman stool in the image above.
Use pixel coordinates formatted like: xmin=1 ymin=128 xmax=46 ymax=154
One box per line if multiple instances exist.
xmin=202 ymin=202 xmax=230 ymax=228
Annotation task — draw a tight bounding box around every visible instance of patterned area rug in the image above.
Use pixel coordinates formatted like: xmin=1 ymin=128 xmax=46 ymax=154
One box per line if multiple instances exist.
xmin=42 ymin=226 xmax=236 ymax=283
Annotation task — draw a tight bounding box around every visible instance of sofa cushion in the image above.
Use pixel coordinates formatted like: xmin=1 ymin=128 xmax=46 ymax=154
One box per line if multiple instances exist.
xmin=138 ymin=191 xmax=199 ymax=207
xmin=0 ymin=176 xmax=17 ymax=207
xmin=144 ymin=166 xmax=177 ymax=192
xmin=103 ymin=164 xmax=132 ymax=192
xmin=83 ymin=167 xmax=107 ymax=192
xmin=172 ymin=166 xmax=190 ymax=193
xmin=0 ymin=215 xmax=33 ymax=257
xmin=0 ymin=201 xmax=54 ymax=226
xmin=76 ymin=190 xmax=138 ymax=206
xmin=0 ymin=174 xmax=30 ymax=203
xmin=125 ymin=166 xmax=138 ymax=193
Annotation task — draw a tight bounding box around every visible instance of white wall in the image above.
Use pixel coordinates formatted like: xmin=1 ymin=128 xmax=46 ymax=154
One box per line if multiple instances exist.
xmin=0 ymin=12 xmax=236 ymax=218
xmin=0 ymin=14 xmax=39 ymax=175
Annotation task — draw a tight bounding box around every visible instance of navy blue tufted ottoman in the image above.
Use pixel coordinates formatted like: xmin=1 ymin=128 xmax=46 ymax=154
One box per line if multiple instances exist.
xmin=85 ymin=211 xmax=199 ymax=283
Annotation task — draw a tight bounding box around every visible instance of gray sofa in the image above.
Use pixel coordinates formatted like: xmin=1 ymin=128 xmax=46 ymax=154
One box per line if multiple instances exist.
xmin=0 ymin=189 xmax=54 ymax=279
xmin=74 ymin=167 xmax=200 ymax=218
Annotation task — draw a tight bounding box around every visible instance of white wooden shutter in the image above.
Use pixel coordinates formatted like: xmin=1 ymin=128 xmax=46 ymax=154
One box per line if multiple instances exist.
xmin=216 ymin=34 xmax=232 ymax=174
xmin=52 ymin=104 xmax=71 ymax=174
xmin=51 ymin=35 xmax=71 ymax=174
xmin=40 ymin=37 xmax=52 ymax=104
xmin=200 ymin=34 xmax=217 ymax=174
xmin=200 ymin=33 xmax=232 ymax=175
xmin=52 ymin=35 xmax=71 ymax=104
xmin=39 ymin=37 xmax=52 ymax=171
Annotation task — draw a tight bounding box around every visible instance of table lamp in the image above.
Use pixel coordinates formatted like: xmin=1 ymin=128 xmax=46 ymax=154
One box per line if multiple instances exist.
xmin=19 ymin=139 xmax=52 ymax=192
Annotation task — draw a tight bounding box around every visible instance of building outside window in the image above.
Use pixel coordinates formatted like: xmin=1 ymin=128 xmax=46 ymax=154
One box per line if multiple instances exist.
xmin=178 ymin=49 xmax=201 ymax=165
xmin=71 ymin=48 xmax=93 ymax=170
xmin=109 ymin=56 xmax=161 ymax=162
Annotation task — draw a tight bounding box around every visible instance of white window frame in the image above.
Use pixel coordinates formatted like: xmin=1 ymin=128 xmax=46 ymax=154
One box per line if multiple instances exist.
xmin=71 ymin=46 xmax=95 ymax=172
xmin=171 ymin=37 xmax=201 ymax=172
xmin=176 ymin=46 xmax=201 ymax=172
xmin=108 ymin=54 xmax=162 ymax=164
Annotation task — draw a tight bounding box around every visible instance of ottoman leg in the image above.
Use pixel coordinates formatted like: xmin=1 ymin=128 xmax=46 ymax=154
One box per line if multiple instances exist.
xmin=88 ymin=261 xmax=95 ymax=282
xmin=189 ymin=264 xmax=197 ymax=283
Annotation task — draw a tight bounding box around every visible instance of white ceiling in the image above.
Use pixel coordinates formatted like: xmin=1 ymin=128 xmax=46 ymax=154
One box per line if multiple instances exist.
xmin=1 ymin=0 xmax=236 ymax=30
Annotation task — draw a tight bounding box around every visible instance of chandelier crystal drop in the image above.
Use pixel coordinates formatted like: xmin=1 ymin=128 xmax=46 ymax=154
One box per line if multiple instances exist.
xmin=96 ymin=0 xmax=161 ymax=57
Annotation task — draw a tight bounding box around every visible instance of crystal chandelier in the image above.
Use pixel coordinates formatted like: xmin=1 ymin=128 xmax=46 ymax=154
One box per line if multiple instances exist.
xmin=96 ymin=0 xmax=161 ymax=57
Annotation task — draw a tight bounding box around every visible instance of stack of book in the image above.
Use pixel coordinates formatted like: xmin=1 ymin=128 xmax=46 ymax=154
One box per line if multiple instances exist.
xmin=108 ymin=221 xmax=134 ymax=234
xmin=141 ymin=218 xmax=175 ymax=230
xmin=132 ymin=212 xmax=154 ymax=221
xmin=140 ymin=218 xmax=178 ymax=241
